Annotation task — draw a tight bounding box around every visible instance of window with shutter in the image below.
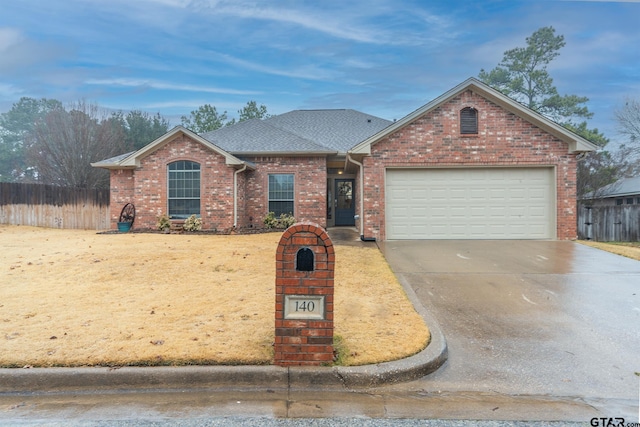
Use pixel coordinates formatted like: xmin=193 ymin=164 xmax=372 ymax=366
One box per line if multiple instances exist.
xmin=460 ymin=107 xmax=478 ymax=134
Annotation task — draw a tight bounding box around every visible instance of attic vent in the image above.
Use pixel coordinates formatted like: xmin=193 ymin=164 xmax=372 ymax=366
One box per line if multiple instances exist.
xmin=460 ymin=107 xmax=478 ymax=135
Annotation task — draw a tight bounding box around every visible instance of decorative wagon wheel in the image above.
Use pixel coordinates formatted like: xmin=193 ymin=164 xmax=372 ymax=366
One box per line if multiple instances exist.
xmin=118 ymin=203 xmax=136 ymax=226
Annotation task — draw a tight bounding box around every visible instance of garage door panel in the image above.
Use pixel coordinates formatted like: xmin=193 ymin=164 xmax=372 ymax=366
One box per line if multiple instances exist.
xmin=529 ymin=206 xmax=546 ymax=217
xmin=386 ymin=168 xmax=554 ymax=239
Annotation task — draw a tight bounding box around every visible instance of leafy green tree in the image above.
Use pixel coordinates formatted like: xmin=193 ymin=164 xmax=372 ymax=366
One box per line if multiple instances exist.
xmin=112 ymin=110 xmax=170 ymax=151
xmin=180 ymin=104 xmax=229 ymax=133
xmin=237 ymin=100 xmax=270 ymax=122
xmin=563 ymin=122 xmax=609 ymax=148
xmin=27 ymin=100 xmax=128 ymax=189
xmin=181 ymin=101 xmax=270 ymax=132
xmin=479 ymin=26 xmax=595 ymax=130
xmin=0 ymin=97 xmax=63 ymax=181
xmin=479 ymin=26 xmax=615 ymax=197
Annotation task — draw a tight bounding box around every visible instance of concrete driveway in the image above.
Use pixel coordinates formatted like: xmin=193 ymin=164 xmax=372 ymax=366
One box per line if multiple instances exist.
xmin=378 ymin=240 xmax=640 ymax=418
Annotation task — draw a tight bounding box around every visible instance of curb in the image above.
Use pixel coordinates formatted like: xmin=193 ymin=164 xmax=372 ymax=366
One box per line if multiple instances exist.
xmin=0 ymin=265 xmax=447 ymax=394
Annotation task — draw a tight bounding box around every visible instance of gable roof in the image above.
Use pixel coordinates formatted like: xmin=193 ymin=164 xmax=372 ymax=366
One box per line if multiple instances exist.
xmin=584 ymin=176 xmax=640 ymax=199
xmin=91 ymin=126 xmax=250 ymax=170
xmin=350 ymin=78 xmax=599 ymax=155
xmin=202 ymin=109 xmax=392 ymax=155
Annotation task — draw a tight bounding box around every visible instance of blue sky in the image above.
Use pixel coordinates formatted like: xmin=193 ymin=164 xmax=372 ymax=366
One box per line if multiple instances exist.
xmin=1 ymin=0 xmax=639 ymax=145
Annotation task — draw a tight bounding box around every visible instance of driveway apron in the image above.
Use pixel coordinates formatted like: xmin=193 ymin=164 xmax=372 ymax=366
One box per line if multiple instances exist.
xmin=379 ymin=240 xmax=640 ymax=417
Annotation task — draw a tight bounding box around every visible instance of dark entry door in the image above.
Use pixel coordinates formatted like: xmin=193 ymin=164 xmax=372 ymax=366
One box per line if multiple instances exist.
xmin=334 ymin=179 xmax=355 ymax=226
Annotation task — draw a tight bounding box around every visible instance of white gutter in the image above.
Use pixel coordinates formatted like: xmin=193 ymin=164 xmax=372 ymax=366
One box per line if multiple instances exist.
xmin=233 ymin=164 xmax=247 ymax=228
xmin=346 ymin=154 xmax=366 ymax=238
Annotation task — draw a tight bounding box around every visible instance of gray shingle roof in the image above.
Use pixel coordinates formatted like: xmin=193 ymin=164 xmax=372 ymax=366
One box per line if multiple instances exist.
xmin=588 ymin=176 xmax=640 ymax=198
xmin=202 ymin=109 xmax=392 ymax=154
xmin=201 ymin=119 xmax=333 ymax=154
xmin=90 ymin=151 xmax=135 ymax=167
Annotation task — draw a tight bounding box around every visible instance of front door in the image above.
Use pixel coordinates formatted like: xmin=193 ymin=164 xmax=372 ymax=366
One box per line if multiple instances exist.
xmin=334 ymin=179 xmax=355 ymax=226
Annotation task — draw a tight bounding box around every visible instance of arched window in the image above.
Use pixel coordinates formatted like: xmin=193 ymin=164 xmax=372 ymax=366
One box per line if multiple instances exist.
xmin=168 ymin=160 xmax=200 ymax=218
xmin=460 ymin=107 xmax=478 ymax=135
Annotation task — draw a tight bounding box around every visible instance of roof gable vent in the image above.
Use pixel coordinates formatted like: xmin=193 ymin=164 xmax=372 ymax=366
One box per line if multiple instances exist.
xmin=460 ymin=107 xmax=478 ymax=135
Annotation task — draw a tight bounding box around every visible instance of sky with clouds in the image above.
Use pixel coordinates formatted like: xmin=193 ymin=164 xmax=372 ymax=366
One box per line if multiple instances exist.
xmin=1 ymin=0 xmax=639 ymax=144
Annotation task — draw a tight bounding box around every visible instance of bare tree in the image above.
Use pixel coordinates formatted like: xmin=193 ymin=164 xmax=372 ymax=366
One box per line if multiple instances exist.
xmin=616 ymin=98 xmax=640 ymax=150
xmin=27 ymin=100 xmax=127 ymax=189
xmin=577 ymin=149 xmax=629 ymax=199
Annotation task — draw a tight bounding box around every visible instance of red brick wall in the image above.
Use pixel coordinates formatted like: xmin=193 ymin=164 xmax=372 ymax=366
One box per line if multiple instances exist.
xmin=108 ymin=138 xmax=328 ymax=231
xmin=364 ymin=89 xmax=579 ymax=240
xmin=109 ymin=169 xmax=135 ymax=229
xmin=242 ymin=156 xmax=327 ymax=229
xmin=108 ymin=134 xmax=238 ymax=230
xmin=274 ymin=223 xmax=334 ymax=366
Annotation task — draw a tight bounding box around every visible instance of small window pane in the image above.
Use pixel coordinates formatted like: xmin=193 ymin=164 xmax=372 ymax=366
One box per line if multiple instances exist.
xmin=268 ymin=174 xmax=294 ymax=216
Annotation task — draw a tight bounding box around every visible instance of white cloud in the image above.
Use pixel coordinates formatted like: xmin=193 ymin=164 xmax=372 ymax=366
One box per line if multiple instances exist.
xmin=182 ymin=0 xmax=433 ymax=46
xmin=0 ymin=26 xmax=68 ymax=77
xmin=85 ymin=78 xmax=260 ymax=96
xmin=207 ymin=51 xmax=341 ymax=81
xmin=217 ymin=4 xmax=382 ymax=44
xmin=0 ymin=28 xmax=23 ymax=51
xmin=0 ymin=83 xmax=22 ymax=98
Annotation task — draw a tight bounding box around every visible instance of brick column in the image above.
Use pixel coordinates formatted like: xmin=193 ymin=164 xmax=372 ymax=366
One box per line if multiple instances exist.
xmin=274 ymin=223 xmax=334 ymax=366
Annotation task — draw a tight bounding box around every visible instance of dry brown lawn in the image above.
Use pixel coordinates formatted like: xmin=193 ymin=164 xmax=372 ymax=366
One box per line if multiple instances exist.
xmin=0 ymin=225 xmax=429 ymax=368
xmin=578 ymin=240 xmax=640 ymax=261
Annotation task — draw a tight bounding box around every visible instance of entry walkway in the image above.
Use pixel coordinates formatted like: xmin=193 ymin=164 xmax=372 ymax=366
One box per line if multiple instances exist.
xmin=326 ymin=226 xmax=368 ymax=246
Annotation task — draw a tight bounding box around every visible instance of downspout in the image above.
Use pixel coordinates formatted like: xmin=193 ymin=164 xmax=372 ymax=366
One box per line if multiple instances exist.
xmin=346 ymin=154 xmax=376 ymax=242
xmin=233 ymin=164 xmax=247 ymax=228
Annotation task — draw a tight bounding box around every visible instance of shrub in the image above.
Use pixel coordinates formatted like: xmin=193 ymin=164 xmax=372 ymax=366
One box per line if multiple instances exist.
xmin=263 ymin=212 xmax=296 ymax=229
xmin=183 ymin=214 xmax=203 ymax=232
xmin=279 ymin=213 xmax=296 ymax=228
xmin=156 ymin=214 xmax=171 ymax=231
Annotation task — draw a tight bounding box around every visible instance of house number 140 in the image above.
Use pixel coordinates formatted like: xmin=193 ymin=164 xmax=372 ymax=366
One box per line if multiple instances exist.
xmin=295 ymin=300 xmax=315 ymax=312
xmin=284 ymin=295 xmax=325 ymax=320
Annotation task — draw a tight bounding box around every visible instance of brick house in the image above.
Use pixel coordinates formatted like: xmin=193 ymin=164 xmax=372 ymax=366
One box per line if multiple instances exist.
xmin=92 ymin=78 xmax=597 ymax=240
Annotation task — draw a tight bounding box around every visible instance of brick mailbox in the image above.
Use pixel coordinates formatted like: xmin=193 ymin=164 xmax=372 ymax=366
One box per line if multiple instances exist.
xmin=274 ymin=223 xmax=334 ymax=366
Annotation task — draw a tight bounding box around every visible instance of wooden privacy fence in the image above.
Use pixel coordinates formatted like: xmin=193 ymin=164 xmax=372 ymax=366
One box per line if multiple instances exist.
xmin=0 ymin=182 xmax=110 ymax=230
xmin=578 ymin=203 xmax=640 ymax=242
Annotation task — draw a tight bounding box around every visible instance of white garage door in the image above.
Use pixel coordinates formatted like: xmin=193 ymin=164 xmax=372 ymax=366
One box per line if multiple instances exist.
xmin=386 ymin=168 xmax=555 ymax=240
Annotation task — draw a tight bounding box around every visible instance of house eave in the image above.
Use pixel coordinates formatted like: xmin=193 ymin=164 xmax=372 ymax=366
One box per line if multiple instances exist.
xmin=583 ymin=191 xmax=640 ymax=200
xmin=90 ymin=163 xmax=137 ymax=170
xmin=230 ymin=150 xmax=336 ymax=157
